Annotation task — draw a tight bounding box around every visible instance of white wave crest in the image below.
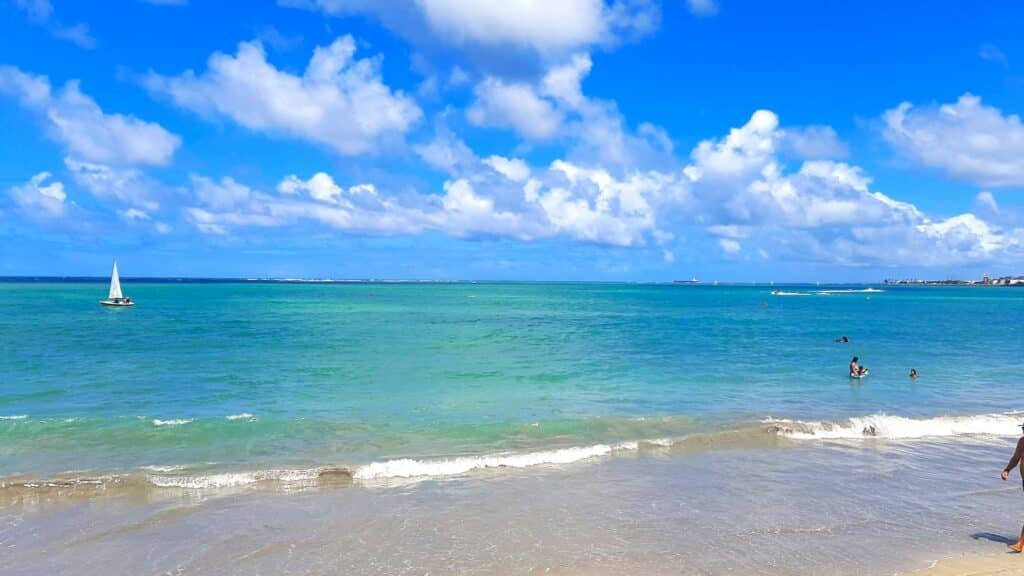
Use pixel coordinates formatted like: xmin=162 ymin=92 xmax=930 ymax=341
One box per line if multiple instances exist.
xmin=152 ymin=418 xmax=194 ymax=427
xmin=767 ymin=413 xmax=1023 ymax=440
xmin=353 ymin=442 xmax=638 ymax=481
xmin=148 ymin=468 xmax=326 ymax=489
xmin=139 ymin=465 xmax=188 ymax=473
xmin=0 ymin=415 xmax=28 ymax=420
xmin=226 ymin=413 xmax=255 ymax=421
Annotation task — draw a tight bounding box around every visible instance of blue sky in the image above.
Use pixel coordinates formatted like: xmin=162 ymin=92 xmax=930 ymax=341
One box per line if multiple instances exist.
xmin=1 ymin=0 xmax=1023 ymax=281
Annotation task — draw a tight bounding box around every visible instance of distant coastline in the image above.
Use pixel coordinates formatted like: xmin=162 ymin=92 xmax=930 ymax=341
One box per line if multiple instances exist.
xmin=884 ymin=274 xmax=1024 ymax=287
xmin=1 ymin=275 xmax=1021 ymax=286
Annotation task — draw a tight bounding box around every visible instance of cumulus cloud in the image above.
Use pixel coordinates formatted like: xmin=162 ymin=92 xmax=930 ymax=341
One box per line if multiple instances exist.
xmin=65 ymin=157 xmax=161 ymax=211
xmin=466 ymin=54 xmax=593 ymax=141
xmin=467 ymin=77 xmax=564 ymax=139
xmin=778 ymin=125 xmax=848 ymax=159
xmin=484 ymin=155 xmax=531 ymax=182
xmin=175 ymin=101 xmax=1022 ymax=268
xmin=0 ymin=67 xmax=180 ymax=166
xmin=285 ymin=0 xmax=659 ymax=53
xmin=9 ymin=172 xmax=67 ymax=218
xmin=144 ymin=36 xmax=421 ymax=155
xmin=882 ymin=94 xmax=1024 ymax=187
xmin=682 ymin=110 xmax=1022 ymax=266
xmin=718 ymin=238 xmax=740 ymax=253
xmin=181 ymin=157 xmax=687 ymax=247
xmin=467 ymin=53 xmax=674 ymax=170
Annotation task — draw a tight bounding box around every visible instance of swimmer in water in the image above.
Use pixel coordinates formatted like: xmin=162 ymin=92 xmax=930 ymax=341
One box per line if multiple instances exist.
xmin=909 ymin=368 xmax=918 ymax=379
xmin=849 ymin=356 xmax=867 ymax=378
xmin=835 ymin=336 xmax=849 ymax=343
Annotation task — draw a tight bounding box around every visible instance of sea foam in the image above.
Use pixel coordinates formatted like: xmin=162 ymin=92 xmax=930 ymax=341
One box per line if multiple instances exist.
xmin=152 ymin=418 xmax=194 ymax=427
xmin=148 ymin=467 xmax=346 ymax=489
xmin=352 ymin=442 xmax=638 ymax=480
xmin=767 ymin=412 xmax=1022 ymax=440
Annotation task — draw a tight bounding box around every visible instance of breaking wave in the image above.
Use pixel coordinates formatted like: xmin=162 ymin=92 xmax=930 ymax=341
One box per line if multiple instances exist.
xmin=353 ymin=442 xmax=639 ymax=480
xmin=766 ymin=412 xmax=1023 ymax=440
xmin=147 ymin=466 xmax=350 ymax=489
xmin=226 ymin=413 xmax=255 ymax=421
xmin=152 ymin=418 xmax=194 ymax=427
xmin=5 ymin=411 xmax=1022 ymax=499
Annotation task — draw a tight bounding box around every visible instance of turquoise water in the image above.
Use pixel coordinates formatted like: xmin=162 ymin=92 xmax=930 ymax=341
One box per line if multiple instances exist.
xmin=1 ymin=281 xmax=1022 ymax=480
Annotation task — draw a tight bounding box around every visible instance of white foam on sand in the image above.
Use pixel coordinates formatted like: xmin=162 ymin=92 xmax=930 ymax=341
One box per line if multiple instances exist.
xmin=352 ymin=442 xmax=639 ymax=481
xmin=767 ymin=412 xmax=1022 ymax=440
xmin=148 ymin=467 xmax=325 ymax=489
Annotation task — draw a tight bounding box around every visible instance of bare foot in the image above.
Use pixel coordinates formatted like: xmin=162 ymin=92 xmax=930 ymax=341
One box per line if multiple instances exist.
xmin=1008 ymin=542 xmax=1023 ymax=553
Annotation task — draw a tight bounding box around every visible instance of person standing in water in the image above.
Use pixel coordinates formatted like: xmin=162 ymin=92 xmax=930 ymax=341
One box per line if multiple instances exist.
xmin=849 ymin=356 xmax=867 ymax=378
xmin=1001 ymin=422 xmax=1024 ymax=552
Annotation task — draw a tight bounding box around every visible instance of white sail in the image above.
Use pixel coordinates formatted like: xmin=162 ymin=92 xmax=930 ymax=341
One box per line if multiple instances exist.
xmin=108 ymin=260 xmax=123 ymax=300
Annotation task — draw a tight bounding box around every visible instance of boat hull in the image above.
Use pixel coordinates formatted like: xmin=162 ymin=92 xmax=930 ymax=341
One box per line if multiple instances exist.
xmin=100 ymin=300 xmax=134 ymax=307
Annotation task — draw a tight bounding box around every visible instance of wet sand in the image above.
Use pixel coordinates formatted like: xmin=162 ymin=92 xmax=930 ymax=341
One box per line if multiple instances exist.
xmin=2 ymin=439 xmax=1022 ymax=575
xmin=912 ymin=555 xmax=1024 ymax=576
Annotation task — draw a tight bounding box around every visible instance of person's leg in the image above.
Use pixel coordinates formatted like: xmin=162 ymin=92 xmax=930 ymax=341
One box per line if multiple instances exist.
xmin=1012 ymin=524 xmax=1024 ymax=552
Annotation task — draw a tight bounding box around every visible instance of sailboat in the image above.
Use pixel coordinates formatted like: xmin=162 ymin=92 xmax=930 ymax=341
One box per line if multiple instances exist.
xmin=99 ymin=260 xmax=134 ymax=307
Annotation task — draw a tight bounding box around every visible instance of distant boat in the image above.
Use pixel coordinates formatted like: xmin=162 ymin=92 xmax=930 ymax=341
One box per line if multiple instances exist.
xmin=99 ymin=260 xmax=134 ymax=307
xmin=673 ymin=277 xmax=700 ymax=285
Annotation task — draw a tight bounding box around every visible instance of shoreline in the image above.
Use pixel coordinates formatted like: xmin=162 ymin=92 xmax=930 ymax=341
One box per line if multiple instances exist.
xmin=4 ymin=438 xmax=1023 ymax=575
xmin=3 ymin=410 xmax=1022 ymax=498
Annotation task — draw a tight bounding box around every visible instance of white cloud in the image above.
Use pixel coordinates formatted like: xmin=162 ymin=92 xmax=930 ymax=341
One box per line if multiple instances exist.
xmin=65 ymin=157 xmax=161 ymax=211
xmin=287 ymin=0 xmax=659 ymax=53
xmin=14 ymin=0 xmax=53 ymax=20
xmin=467 ymin=77 xmax=564 ymax=140
xmin=144 ymin=37 xmax=421 ymax=155
xmin=975 ymin=191 xmax=999 ymax=214
xmin=9 ymin=172 xmax=67 ymax=218
xmin=484 ymin=155 xmax=531 ymax=182
xmin=191 ymin=174 xmax=254 ymax=210
xmin=416 ymin=0 xmax=608 ymax=51
xmin=688 ymin=109 xmax=778 ymax=179
xmin=540 ymin=53 xmax=592 ymax=108
xmin=682 ymin=110 xmax=1023 ymax=266
xmin=466 ymin=53 xmax=674 ymax=170
xmin=915 ymin=213 xmax=1012 ymax=258
xmin=415 ymin=128 xmax=477 ymax=175
xmin=882 ymin=94 xmax=1024 ymax=187
xmin=171 ymin=94 xmax=1023 ymax=268
xmin=718 ymin=238 xmax=741 ymax=253
xmin=686 ymin=0 xmax=718 ymax=17
xmin=979 ymin=44 xmax=1008 ymax=67
xmin=0 ymin=67 xmax=180 ymax=166
xmin=778 ymin=125 xmax=848 ymax=159
xmin=13 ymin=0 xmax=96 ymax=49
xmin=119 ymin=208 xmax=151 ymax=220
xmin=51 ymin=23 xmax=96 ymax=49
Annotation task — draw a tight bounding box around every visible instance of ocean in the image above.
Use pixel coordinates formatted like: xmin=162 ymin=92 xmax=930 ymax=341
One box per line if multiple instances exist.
xmin=2 ymin=281 xmax=1023 ymax=574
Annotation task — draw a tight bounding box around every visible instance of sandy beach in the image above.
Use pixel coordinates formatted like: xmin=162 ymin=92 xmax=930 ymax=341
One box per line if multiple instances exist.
xmin=913 ymin=555 xmax=1024 ymax=576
